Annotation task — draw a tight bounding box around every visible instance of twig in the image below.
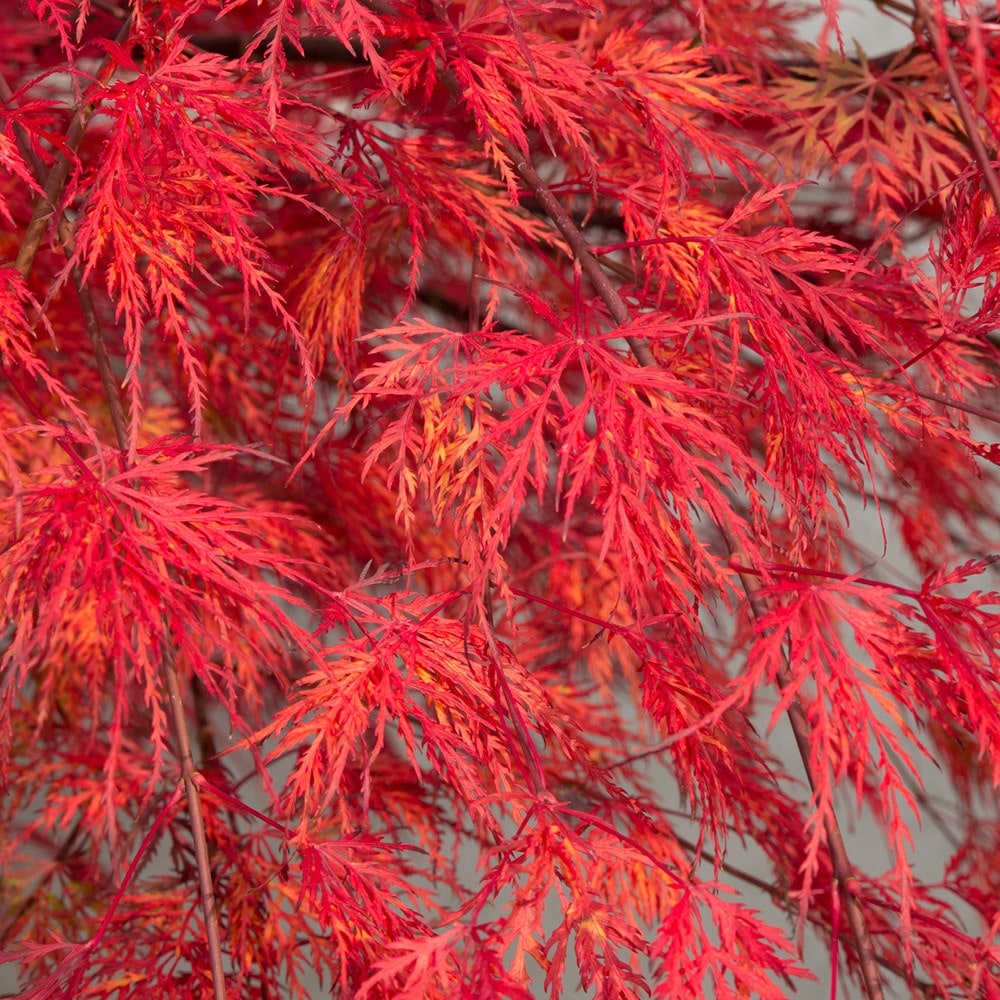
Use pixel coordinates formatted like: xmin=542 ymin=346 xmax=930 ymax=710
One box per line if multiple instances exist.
xmin=913 ymin=0 xmax=1000 ymax=215
xmin=6 ymin=23 xmax=228 ymax=1000
xmin=722 ymin=528 xmax=886 ymax=1000
xmin=506 ymin=138 xmax=887 ymax=1000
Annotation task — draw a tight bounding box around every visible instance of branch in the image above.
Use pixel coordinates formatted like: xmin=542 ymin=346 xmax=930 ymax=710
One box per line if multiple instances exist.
xmin=722 ymin=527 xmax=887 ymax=1000
xmin=9 ymin=7 xmax=132 ymax=280
xmin=913 ymin=0 xmax=1000 ymax=215
xmin=6 ymin=23 xmax=228 ymax=999
xmin=504 ymin=138 xmax=887 ymax=1000
xmin=163 ymin=651 xmax=227 ymax=998
xmin=501 ymin=140 xmax=656 ymax=368
xmin=189 ymin=32 xmax=361 ymax=65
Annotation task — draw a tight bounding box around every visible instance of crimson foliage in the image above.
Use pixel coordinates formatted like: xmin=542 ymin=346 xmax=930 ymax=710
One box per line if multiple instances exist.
xmin=1 ymin=1 xmax=998 ymax=997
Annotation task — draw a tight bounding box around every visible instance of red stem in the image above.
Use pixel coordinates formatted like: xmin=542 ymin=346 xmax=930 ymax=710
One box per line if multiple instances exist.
xmin=89 ymin=785 xmax=184 ymax=948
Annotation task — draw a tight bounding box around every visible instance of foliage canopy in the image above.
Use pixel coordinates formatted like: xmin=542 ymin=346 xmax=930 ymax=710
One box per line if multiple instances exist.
xmin=1 ymin=0 xmax=998 ymax=997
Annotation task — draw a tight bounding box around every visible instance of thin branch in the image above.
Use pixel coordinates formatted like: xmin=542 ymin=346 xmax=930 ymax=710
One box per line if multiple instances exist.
xmin=6 ymin=24 xmax=228 ymax=999
xmin=501 ymin=140 xmax=657 ymax=368
xmin=175 ymin=22 xmax=981 ymax=81
xmin=163 ymin=652 xmax=228 ymax=998
xmin=10 ymin=9 xmax=131 ymax=279
xmin=913 ymin=388 xmax=1000 ymax=425
xmin=71 ymin=178 xmax=231 ymax=1000
xmin=913 ymin=0 xmax=1000 ymax=215
xmin=722 ymin=527 xmax=886 ymax=1000
xmin=190 ymin=32 xmax=360 ymax=64
xmin=86 ymin=784 xmax=185 ymax=949
xmin=505 ymin=137 xmax=887 ymax=1000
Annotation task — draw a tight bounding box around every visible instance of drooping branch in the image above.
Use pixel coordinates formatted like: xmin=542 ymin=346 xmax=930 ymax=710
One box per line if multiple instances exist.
xmin=722 ymin=528 xmax=887 ymax=1000
xmin=506 ymin=138 xmax=887 ymax=1000
xmin=6 ymin=24 xmax=228 ymax=1000
xmin=914 ymin=0 xmax=1000 ymax=214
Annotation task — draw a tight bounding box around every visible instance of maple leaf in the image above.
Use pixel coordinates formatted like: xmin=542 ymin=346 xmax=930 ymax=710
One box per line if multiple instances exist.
xmin=3 ymin=1 xmax=999 ymax=997
xmin=770 ymin=47 xmax=971 ymax=235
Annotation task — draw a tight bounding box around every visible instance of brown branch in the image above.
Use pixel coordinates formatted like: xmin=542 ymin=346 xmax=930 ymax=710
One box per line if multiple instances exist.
xmin=501 ymin=140 xmax=657 ymax=368
xmin=189 ymin=32 xmax=361 ymax=65
xmin=5 ymin=24 xmax=228 ymax=1000
xmin=77 ymin=229 xmax=230 ymax=1000
xmin=13 ymin=109 xmax=88 ymax=278
xmin=912 ymin=388 xmax=1000 ymax=425
xmin=721 ymin=528 xmax=886 ymax=1000
xmin=506 ymin=139 xmax=886 ymax=1000
xmin=169 ymin=19 xmax=993 ymax=101
xmin=681 ymin=824 xmax=937 ymax=994
xmin=62 ymin=241 xmax=228 ymax=997
xmin=913 ymin=0 xmax=1000 ymax=215
xmin=163 ymin=652 xmax=227 ymax=998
